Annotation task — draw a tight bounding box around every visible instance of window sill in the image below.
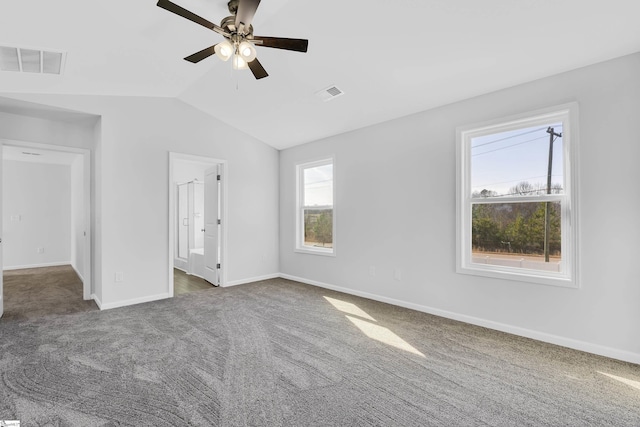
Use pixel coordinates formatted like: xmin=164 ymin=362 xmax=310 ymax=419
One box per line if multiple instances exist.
xmin=457 ymin=264 xmax=577 ymax=289
xmin=295 ymin=246 xmax=335 ymax=257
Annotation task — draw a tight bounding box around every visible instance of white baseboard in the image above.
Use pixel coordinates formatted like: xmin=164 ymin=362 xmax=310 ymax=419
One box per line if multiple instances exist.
xmin=225 ymin=273 xmax=281 ymax=288
xmin=4 ymin=261 xmax=71 ymax=271
xmin=174 ymin=266 xmax=204 ymax=279
xmin=91 ymin=293 xmax=103 ymax=310
xmin=71 ymin=264 xmax=93 ymax=301
xmin=97 ymin=292 xmax=171 ymax=311
xmin=71 ymin=264 xmax=85 ymax=282
xmin=280 ymin=273 xmax=640 ymax=365
xmin=174 ymin=258 xmax=188 ymax=271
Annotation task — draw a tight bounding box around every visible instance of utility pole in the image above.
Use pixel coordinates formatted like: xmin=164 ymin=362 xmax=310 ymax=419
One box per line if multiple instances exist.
xmin=544 ymin=127 xmax=562 ymax=262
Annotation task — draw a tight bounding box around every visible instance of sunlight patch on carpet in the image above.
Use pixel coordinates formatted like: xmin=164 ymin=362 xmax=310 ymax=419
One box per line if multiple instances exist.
xmin=346 ymin=315 xmax=425 ymax=357
xmin=599 ymin=372 xmax=640 ymax=392
xmin=323 ymin=296 xmax=376 ymax=321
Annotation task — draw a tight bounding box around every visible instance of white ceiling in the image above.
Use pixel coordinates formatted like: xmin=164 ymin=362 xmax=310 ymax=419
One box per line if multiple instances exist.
xmin=0 ymin=0 xmax=639 ymax=149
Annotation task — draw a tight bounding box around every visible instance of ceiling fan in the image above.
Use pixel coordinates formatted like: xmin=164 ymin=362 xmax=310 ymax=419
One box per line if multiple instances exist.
xmin=157 ymin=0 xmax=309 ymax=80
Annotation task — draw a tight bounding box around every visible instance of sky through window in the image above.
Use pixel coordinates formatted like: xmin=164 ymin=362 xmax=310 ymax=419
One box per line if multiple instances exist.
xmin=471 ymin=123 xmax=563 ymax=197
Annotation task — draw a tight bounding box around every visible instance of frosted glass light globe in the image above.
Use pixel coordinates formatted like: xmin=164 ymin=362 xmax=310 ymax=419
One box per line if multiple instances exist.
xmin=238 ymin=41 xmax=257 ymax=62
xmin=214 ymin=40 xmax=233 ymax=61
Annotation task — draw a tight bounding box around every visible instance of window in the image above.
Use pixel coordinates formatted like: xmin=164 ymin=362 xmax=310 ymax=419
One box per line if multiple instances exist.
xmin=457 ymin=104 xmax=578 ymax=287
xmin=296 ymin=158 xmax=335 ymax=255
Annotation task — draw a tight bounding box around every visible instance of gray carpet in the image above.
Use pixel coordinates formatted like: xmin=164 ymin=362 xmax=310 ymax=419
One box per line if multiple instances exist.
xmin=2 ymin=266 xmax=98 ymax=321
xmin=1 ymin=278 xmax=639 ymax=426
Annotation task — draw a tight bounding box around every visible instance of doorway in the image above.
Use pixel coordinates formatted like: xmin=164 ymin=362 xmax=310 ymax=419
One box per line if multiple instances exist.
xmin=168 ymin=153 xmax=226 ymax=296
xmin=1 ymin=139 xmax=92 ymax=319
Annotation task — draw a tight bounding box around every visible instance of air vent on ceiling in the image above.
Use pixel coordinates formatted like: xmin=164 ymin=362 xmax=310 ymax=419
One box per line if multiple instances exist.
xmin=315 ymin=85 xmax=344 ymax=102
xmin=0 ymin=46 xmax=65 ymax=75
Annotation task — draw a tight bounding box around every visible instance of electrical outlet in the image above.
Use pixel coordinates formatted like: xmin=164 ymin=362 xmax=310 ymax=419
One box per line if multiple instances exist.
xmin=369 ymin=266 xmax=376 ymax=277
xmin=11 ymin=215 xmax=21 ymax=222
xmin=394 ymin=269 xmax=402 ymax=281
xmin=115 ymin=272 xmax=124 ymax=282
xmin=37 ymin=247 xmax=44 ymax=254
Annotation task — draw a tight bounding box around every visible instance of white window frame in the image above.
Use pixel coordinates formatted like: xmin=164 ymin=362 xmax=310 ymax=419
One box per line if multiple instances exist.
xmin=295 ymin=157 xmax=336 ymax=256
xmin=456 ymin=103 xmax=579 ymax=288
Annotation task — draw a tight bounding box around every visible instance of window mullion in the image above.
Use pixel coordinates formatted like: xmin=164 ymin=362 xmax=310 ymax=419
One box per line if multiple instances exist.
xmin=303 ymin=205 xmax=333 ymax=210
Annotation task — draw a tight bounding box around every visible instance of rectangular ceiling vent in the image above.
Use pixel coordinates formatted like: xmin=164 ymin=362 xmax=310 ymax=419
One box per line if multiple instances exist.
xmin=0 ymin=46 xmax=65 ymax=75
xmin=315 ymin=85 xmax=344 ymax=102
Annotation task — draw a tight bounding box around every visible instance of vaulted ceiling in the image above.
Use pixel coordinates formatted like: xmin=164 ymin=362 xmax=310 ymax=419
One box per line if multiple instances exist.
xmin=1 ymin=0 xmax=639 ymax=149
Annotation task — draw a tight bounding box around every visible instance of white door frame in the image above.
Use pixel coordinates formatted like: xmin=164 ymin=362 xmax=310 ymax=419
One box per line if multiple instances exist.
xmin=202 ymin=165 xmax=220 ymax=285
xmin=0 ymin=142 xmax=3 ymax=318
xmin=1 ymin=138 xmax=92 ymax=300
xmin=168 ymin=152 xmax=227 ymax=296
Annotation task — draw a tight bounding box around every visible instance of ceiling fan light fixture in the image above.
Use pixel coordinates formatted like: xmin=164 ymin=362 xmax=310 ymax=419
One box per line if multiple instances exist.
xmin=157 ymin=0 xmax=309 ymax=80
xmin=238 ymin=41 xmax=257 ymax=62
xmin=214 ymin=40 xmax=233 ymax=61
xmin=232 ymin=55 xmax=249 ymax=70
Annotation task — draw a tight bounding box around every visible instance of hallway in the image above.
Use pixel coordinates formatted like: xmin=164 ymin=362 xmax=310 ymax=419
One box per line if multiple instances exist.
xmin=2 ymin=265 xmax=97 ymax=321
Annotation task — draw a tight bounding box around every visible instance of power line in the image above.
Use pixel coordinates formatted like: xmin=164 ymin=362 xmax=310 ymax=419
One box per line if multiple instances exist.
xmin=472 ymin=124 xmax=563 ymax=149
xmin=472 ymin=126 xmax=547 ymax=148
xmin=472 ymin=135 xmax=549 ymax=156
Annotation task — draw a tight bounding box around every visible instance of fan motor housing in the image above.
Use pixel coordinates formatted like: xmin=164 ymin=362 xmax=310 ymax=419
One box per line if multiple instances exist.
xmin=220 ymin=15 xmax=253 ymax=36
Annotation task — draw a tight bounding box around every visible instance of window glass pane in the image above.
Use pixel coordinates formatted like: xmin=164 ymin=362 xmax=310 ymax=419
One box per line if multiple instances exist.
xmin=471 ymin=124 xmax=564 ymax=198
xmin=304 ymin=163 xmax=333 ymax=206
xmin=471 ymin=202 xmax=562 ymax=272
xmin=304 ymin=208 xmax=333 ymax=248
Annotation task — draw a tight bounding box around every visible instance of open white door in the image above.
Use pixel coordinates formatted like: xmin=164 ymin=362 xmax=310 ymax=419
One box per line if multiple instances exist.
xmin=0 ymin=143 xmax=3 ymax=318
xmin=203 ymin=166 xmax=219 ymax=285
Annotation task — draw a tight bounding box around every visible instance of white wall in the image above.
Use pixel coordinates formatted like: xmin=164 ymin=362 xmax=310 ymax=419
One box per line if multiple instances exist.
xmin=279 ymin=53 xmax=640 ymax=363
xmin=70 ymin=155 xmax=85 ymax=279
xmin=2 ymin=160 xmax=72 ymax=268
xmin=173 ymin=160 xmax=209 ymax=184
xmin=0 ymin=95 xmax=280 ymax=308
xmin=0 ymin=111 xmax=96 ymax=150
